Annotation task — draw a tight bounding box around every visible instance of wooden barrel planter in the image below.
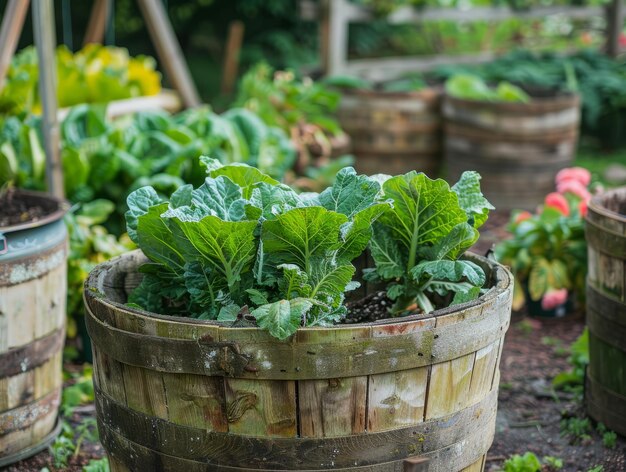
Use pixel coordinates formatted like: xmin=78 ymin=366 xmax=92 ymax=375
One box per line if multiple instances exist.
xmin=0 ymin=190 xmax=68 ymax=466
xmin=585 ymin=187 xmax=626 ymax=436
xmin=444 ymin=91 xmax=580 ymax=211
xmin=336 ymin=88 xmax=442 ymax=177
xmin=85 ymin=250 xmax=512 ymax=471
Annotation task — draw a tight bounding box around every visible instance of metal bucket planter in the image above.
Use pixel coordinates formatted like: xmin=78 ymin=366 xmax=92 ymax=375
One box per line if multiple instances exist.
xmin=85 ymin=250 xmax=512 ymax=471
xmin=444 ymin=92 xmax=580 ymax=211
xmin=0 ymin=190 xmax=68 ymax=466
xmin=585 ymin=187 xmax=626 ymax=436
xmin=337 ymin=88 xmax=442 ymax=177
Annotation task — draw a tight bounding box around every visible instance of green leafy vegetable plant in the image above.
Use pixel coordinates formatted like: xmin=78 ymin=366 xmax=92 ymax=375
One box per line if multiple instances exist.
xmin=502 ymin=452 xmax=542 ymax=472
xmin=126 ymin=160 xmax=388 ymax=339
xmin=82 ymin=458 xmax=110 ymax=472
xmin=446 ymin=74 xmax=530 ymax=103
xmin=126 ymin=160 xmax=492 ymax=338
xmin=552 ymin=327 xmax=589 ymax=393
xmin=364 ymin=171 xmax=494 ymax=314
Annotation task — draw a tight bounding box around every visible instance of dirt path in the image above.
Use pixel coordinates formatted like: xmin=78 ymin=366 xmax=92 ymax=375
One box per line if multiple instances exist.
xmin=487 ymin=315 xmax=626 ymax=472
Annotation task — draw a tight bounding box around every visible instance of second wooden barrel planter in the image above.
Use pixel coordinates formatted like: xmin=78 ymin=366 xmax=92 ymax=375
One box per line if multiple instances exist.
xmin=0 ymin=190 xmax=68 ymax=466
xmin=85 ymin=250 xmax=512 ymax=471
xmin=585 ymin=187 xmax=626 ymax=436
xmin=337 ymin=88 xmax=442 ymax=177
xmin=444 ymin=91 xmax=580 ymax=211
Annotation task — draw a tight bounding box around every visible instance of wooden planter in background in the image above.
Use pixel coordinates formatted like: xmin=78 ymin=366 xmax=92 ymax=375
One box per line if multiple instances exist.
xmin=444 ymin=92 xmax=580 ymax=211
xmin=84 ymin=250 xmax=512 ymax=471
xmin=586 ymin=187 xmax=626 ymax=436
xmin=336 ymin=88 xmax=442 ymax=177
xmin=0 ymin=191 xmax=68 ymax=466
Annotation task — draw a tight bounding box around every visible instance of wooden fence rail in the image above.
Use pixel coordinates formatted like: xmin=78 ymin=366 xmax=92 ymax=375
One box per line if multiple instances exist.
xmin=301 ymin=0 xmax=624 ymax=80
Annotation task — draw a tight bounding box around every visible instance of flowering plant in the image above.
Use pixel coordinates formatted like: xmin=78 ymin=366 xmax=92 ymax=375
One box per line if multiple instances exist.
xmin=495 ymin=167 xmax=593 ymax=313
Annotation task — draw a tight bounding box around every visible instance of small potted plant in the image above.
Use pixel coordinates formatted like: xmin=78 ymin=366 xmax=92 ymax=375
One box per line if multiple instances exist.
xmin=496 ymin=167 xmax=592 ymax=317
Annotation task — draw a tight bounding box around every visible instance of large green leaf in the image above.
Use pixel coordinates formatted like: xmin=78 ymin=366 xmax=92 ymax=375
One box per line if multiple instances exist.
xmin=136 ymin=203 xmax=187 ymax=276
xmin=252 ymin=298 xmax=313 ymax=340
xmin=418 ymin=222 xmax=479 ymax=261
xmin=451 ymin=171 xmax=494 ymax=228
xmin=411 ymin=259 xmax=486 ymax=286
xmin=128 ymin=266 xmax=187 ymax=315
xmin=126 ymin=187 xmax=162 ymax=244
xmin=378 ymin=172 xmax=467 ymax=269
xmin=261 ymin=206 xmax=347 ymax=272
xmin=309 ymin=260 xmax=356 ymax=301
xmin=277 ymin=264 xmax=312 ymax=300
xmin=207 ymin=161 xmax=279 ymax=199
xmin=170 ymin=215 xmax=258 ymax=294
xmin=368 ymin=224 xmax=406 ymax=279
xmin=246 ymin=182 xmax=301 ymax=220
xmin=184 ymin=261 xmax=221 ymax=317
xmin=317 ymin=167 xmax=382 ymax=217
xmin=317 ymin=167 xmax=389 ymax=261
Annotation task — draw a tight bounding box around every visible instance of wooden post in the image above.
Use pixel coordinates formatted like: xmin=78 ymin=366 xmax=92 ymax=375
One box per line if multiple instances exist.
xmin=319 ymin=0 xmax=330 ymax=75
xmin=327 ymin=0 xmax=349 ymax=76
xmin=33 ymin=0 xmax=64 ymax=199
xmin=403 ymin=457 xmax=430 ymax=472
xmin=606 ymin=0 xmax=624 ymax=57
xmin=83 ymin=0 xmax=109 ymax=46
xmin=221 ymin=21 xmax=245 ymax=95
xmin=0 ymin=0 xmax=30 ymax=86
xmin=136 ymin=0 xmax=201 ymax=108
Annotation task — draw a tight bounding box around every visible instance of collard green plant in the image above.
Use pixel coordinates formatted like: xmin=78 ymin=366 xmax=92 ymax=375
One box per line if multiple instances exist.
xmin=127 ymin=163 xmax=493 ymax=338
xmin=364 ymin=171 xmax=494 ymax=314
xmin=126 ymin=160 xmax=388 ymax=339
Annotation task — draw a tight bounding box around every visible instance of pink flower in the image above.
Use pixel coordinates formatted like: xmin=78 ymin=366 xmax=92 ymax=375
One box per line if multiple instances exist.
xmin=545 ymin=192 xmax=570 ymax=216
xmin=557 ymin=179 xmax=592 ymax=201
xmin=541 ymin=288 xmax=568 ymax=311
xmin=620 ymin=32 xmax=626 ymax=48
xmin=514 ymin=210 xmax=532 ymax=224
xmin=555 ymin=167 xmax=591 ymax=187
xmin=579 ymin=199 xmax=588 ymax=217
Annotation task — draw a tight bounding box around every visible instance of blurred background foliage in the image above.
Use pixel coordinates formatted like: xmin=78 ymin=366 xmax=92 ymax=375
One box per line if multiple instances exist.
xmin=1 ymin=0 xmax=610 ymax=104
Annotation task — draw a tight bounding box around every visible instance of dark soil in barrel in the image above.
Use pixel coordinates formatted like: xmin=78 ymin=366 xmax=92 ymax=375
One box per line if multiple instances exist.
xmin=0 ymin=188 xmax=54 ymax=228
xmin=344 ymin=290 xmax=399 ymax=323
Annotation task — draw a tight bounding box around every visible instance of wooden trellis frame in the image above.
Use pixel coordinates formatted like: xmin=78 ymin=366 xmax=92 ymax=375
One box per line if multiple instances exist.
xmin=303 ymin=0 xmax=625 ymax=81
xmin=0 ymin=0 xmax=202 ymax=198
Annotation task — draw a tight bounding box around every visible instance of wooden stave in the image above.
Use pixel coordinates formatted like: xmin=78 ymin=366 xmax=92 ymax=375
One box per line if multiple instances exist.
xmin=443 ymin=94 xmax=580 ymax=137
xmin=86 ymin=251 xmax=512 ymax=471
xmin=585 ymin=188 xmax=626 ymax=435
xmin=443 ymin=94 xmax=579 ymax=211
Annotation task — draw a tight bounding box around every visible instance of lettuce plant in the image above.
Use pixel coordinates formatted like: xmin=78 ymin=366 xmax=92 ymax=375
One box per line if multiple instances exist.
xmin=364 ymin=171 xmax=494 ymax=314
xmin=125 ymin=159 xmax=388 ymax=339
